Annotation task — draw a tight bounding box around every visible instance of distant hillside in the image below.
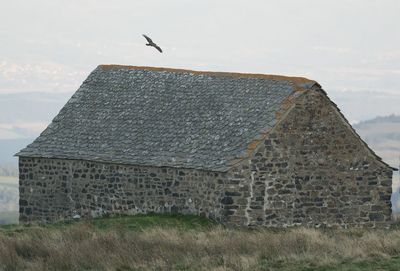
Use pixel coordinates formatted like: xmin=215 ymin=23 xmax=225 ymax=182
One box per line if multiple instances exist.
xmin=0 ymin=138 xmax=33 ymax=164
xmin=353 ymin=115 xmax=400 ymax=213
xmin=0 ymin=138 xmax=33 ymax=176
xmin=353 ymin=114 xmax=400 ymax=168
xmin=354 ymin=114 xmax=400 ymax=125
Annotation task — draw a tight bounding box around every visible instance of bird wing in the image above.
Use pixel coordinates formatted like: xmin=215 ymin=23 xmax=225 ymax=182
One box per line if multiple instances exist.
xmin=154 ymin=44 xmax=163 ymax=53
xmin=142 ymin=34 xmax=153 ymax=43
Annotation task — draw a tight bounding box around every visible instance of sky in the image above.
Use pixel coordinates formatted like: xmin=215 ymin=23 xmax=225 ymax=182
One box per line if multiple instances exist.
xmin=0 ymin=0 xmax=400 ymax=139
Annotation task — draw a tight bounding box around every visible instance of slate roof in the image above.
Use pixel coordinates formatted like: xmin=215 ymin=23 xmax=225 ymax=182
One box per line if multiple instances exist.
xmin=16 ymin=65 xmax=318 ymax=171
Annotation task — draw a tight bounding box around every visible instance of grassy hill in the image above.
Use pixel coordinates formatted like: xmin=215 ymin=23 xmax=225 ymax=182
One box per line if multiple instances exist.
xmin=1 ymin=214 xmax=400 ymax=271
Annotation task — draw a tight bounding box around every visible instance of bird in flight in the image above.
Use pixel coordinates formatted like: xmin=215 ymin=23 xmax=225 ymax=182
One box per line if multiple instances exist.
xmin=142 ymin=34 xmax=163 ymax=53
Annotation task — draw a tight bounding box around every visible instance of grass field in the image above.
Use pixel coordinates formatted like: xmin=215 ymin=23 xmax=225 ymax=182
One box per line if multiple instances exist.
xmin=1 ymin=214 xmax=400 ymax=270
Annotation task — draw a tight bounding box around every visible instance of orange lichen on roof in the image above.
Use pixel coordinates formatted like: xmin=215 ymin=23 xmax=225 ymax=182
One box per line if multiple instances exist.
xmin=99 ymin=64 xmax=316 ymax=86
xmin=247 ymin=138 xmax=263 ymax=157
xmin=275 ymin=91 xmax=300 ymax=119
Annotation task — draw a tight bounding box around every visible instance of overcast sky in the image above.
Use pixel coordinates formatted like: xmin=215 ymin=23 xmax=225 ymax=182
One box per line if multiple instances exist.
xmin=0 ymin=0 xmax=399 ymax=137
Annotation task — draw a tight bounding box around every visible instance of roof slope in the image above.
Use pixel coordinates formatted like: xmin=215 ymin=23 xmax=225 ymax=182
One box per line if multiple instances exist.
xmin=17 ymin=65 xmax=317 ymax=171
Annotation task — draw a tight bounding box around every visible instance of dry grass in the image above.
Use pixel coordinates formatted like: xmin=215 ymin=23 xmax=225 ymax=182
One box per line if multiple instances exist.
xmin=1 ymin=217 xmax=400 ymax=270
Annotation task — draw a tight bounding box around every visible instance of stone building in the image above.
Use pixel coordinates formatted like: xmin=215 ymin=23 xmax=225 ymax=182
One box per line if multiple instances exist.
xmin=17 ymin=65 xmax=395 ymax=227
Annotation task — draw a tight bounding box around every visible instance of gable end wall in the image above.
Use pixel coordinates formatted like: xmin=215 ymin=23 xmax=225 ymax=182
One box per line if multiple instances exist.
xmin=224 ymin=90 xmax=393 ymax=227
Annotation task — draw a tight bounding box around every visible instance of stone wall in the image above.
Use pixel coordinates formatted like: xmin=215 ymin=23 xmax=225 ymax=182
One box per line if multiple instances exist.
xmin=223 ymin=90 xmax=393 ymax=227
xmin=19 ymin=157 xmax=228 ymax=222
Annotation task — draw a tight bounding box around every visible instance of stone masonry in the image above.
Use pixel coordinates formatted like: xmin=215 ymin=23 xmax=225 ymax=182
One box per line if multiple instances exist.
xmin=19 ymin=158 xmax=228 ymax=222
xmin=223 ymin=90 xmax=393 ymax=227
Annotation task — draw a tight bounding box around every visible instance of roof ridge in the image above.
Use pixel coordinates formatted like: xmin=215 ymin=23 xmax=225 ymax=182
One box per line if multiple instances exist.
xmin=99 ymin=64 xmax=317 ymax=86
